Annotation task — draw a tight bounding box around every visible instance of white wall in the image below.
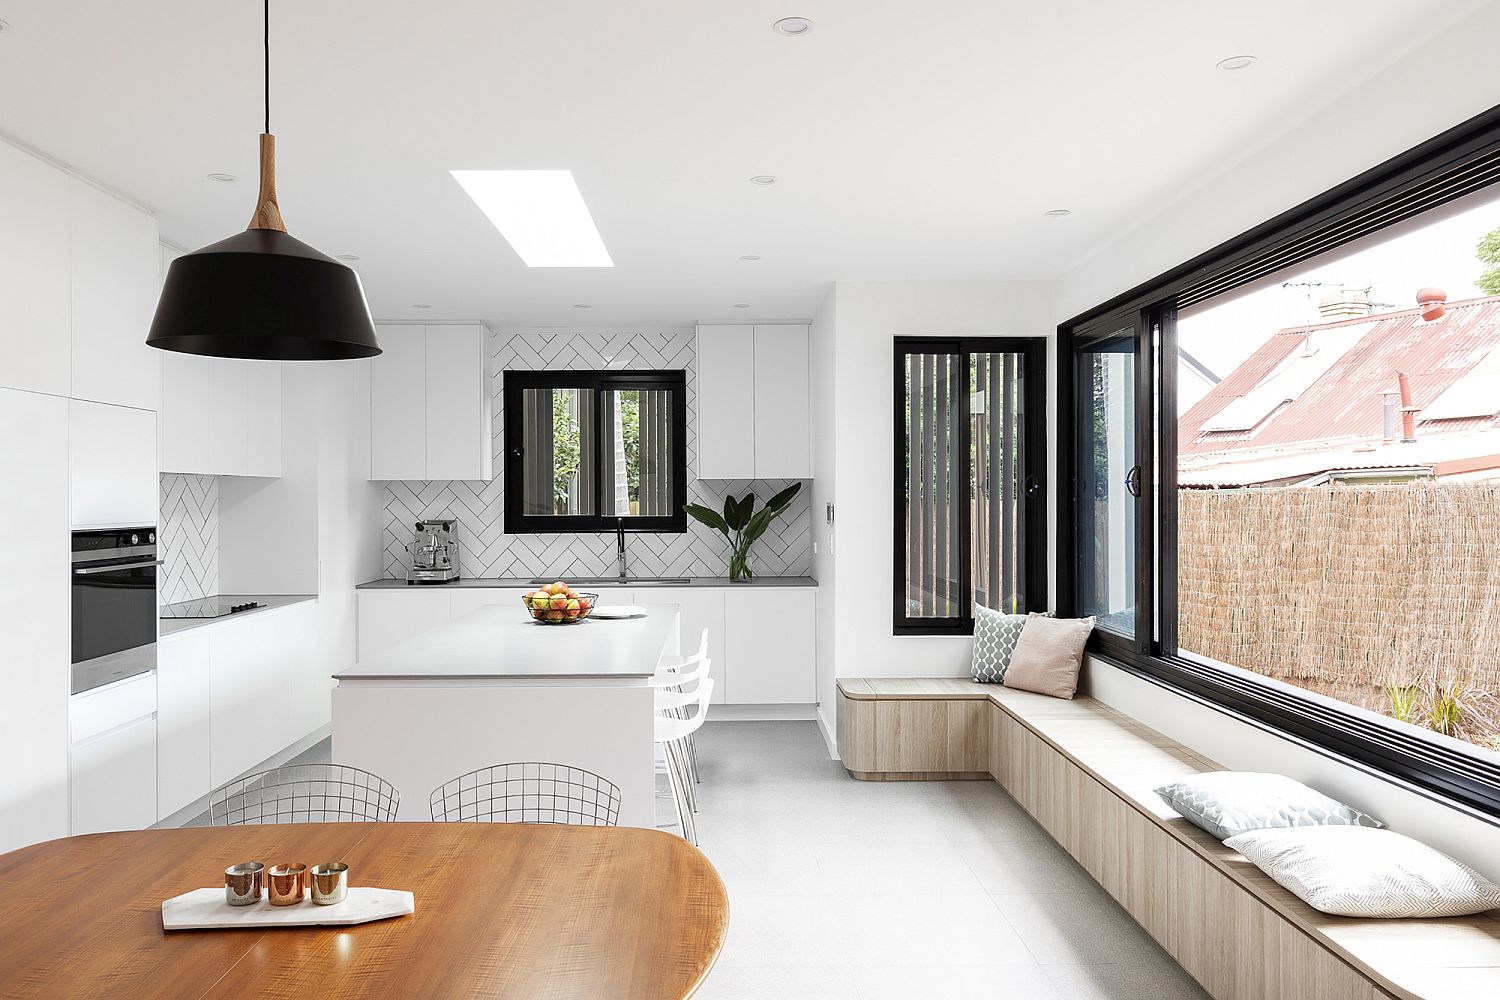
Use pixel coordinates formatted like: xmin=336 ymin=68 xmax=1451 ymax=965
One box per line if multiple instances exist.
xmin=810 ymin=288 xmax=838 ymax=747
xmin=828 ymin=280 xmax=1052 ymax=681
xmin=1058 ymin=4 xmax=1500 ymax=873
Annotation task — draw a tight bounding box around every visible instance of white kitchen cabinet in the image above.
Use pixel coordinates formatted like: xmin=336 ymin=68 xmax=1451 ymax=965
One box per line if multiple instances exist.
xmin=0 ymin=141 xmax=72 ymax=397
xmin=209 ymin=358 xmax=249 ymax=476
xmin=69 ymin=673 xmax=158 ymax=835
xmin=356 ymin=589 xmax=452 ymax=661
xmin=210 ymin=616 xmax=291 ymax=788
xmin=696 ymin=323 xmax=811 ymax=480
xmin=245 ymin=361 xmax=283 ymax=477
xmin=369 ymin=325 xmax=427 ymax=479
xmin=69 ymin=399 xmax=158 ymax=528
xmin=160 ymin=351 xmax=212 ymax=473
xmin=696 ymin=324 xmax=755 ymax=479
xmin=281 ymin=602 xmax=327 ymax=742
xmin=0 ymin=389 xmax=71 ymax=853
xmin=369 ymin=324 xmax=492 ymax=481
xmin=156 ymin=631 xmax=211 ymax=821
xmin=69 ymin=178 xmax=160 ymax=411
xmin=724 ymin=588 xmax=817 ymax=704
xmin=425 ymin=325 xmax=493 ymax=480
xmin=751 ymin=324 xmax=812 ymax=478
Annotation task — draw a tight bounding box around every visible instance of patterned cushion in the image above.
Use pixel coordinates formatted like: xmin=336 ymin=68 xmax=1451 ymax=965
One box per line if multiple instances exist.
xmin=970 ymin=607 xmax=1031 ymax=683
xmin=1225 ymin=826 xmax=1500 ymax=918
xmin=1155 ymin=772 xmax=1383 ymax=840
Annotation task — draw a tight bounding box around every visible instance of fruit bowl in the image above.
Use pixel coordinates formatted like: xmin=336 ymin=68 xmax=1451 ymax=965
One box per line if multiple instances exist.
xmin=522 ymin=583 xmax=598 ymax=625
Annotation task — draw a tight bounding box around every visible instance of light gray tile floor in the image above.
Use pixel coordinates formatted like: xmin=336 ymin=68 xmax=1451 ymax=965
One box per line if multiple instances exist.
xmin=686 ymin=721 xmax=1209 ymax=1000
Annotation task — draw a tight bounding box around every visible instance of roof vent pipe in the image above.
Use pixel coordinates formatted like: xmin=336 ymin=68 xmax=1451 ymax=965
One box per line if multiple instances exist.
xmin=1397 ymin=371 xmax=1419 ymax=442
xmin=1381 ymin=391 xmax=1398 ymax=442
xmin=1417 ymin=287 xmax=1447 ymax=321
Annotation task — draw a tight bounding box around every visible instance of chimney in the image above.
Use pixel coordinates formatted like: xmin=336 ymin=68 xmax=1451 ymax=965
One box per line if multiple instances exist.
xmin=1381 ymin=391 xmax=1398 ymax=442
xmin=1396 ymin=371 xmax=1418 ymax=443
xmin=1416 ymin=287 xmax=1447 ymax=321
xmin=1317 ymin=288 xmax=1373 ymax=320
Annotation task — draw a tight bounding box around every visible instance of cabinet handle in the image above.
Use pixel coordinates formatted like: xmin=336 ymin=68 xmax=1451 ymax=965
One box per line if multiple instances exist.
xmin=75 ymin=559 xmax=164 ymax=575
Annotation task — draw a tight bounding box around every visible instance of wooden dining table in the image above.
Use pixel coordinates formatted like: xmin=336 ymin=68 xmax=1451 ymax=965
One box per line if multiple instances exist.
xmin=0 ymin=823 xmax=729 ymax=999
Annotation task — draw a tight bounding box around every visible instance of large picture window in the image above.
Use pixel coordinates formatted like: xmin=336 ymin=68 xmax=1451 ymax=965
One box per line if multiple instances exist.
xmin=1059 ymin=104 xmax=1500 ymax=817
xmin=503 ymin=370 xmax=687 ymax=534
xmin=893 ymin=338 xmax=1046 ymax=634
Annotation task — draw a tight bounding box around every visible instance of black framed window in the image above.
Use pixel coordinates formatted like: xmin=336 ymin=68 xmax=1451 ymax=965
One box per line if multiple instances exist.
xmin=894 ymin=338 xmax=1046 ymax=634
xmin=1058 ymin=104 xmax=1500 ymax=819
xmin=503 ymin=370 xmax=687 ymax=534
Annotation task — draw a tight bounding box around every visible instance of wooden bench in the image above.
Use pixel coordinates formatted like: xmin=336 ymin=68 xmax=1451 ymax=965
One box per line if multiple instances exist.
xmin=836 ymin=678 xmax=1500 ymax=1000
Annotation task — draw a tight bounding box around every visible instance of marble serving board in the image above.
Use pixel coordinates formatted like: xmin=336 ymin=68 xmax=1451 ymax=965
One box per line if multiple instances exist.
xmin=162 ymin=887 xmax=415 ymax=930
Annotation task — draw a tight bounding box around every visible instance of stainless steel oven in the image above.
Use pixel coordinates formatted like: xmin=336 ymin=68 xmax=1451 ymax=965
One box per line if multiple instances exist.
xmin=71 ymin=527 xmax=160 ymax=695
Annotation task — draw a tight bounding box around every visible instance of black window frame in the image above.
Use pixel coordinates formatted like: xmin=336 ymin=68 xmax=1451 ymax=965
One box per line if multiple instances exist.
xmin=1057 ymin=103 xmax=1500 ymax=822
xmin=502 ymin=369 xmax=688 ymax=535
xmin=893 ymin=336 xmax=1047 ymax=636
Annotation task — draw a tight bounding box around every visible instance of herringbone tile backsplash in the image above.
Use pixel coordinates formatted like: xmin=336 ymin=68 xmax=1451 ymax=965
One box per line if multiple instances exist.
xmin=159 ymin=473 xmax=219 ymax=604
xmin=382 ymin=328 xmax=813 ymax=580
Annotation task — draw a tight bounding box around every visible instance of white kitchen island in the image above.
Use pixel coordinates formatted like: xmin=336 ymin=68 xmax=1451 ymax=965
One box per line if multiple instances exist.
xmin=332 ymin=603 xmax=679 ymax=828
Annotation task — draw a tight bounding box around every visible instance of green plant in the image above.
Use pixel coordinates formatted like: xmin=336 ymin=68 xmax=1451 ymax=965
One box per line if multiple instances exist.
xmin=1478 ymin=224 xmax=1500 ymax=296
xmin=1427 ymin=677 xmax=1473 ymax=738
xmin=685 ymin=483 xmax=803 ymax=580
xmin=1382 ymin=679 xmax=1422 ymax=725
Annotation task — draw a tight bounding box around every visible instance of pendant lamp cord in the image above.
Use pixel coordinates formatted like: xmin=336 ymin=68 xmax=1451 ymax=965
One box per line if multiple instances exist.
xmin=263 ymin=0 xmax=270 ymax=134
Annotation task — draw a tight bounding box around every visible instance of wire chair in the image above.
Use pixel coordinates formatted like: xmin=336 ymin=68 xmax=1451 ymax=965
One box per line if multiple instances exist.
xmin=208 ymin=764 xmax=401 ymax=826
xmin=429 ymin=762 xmax=622 ymax=827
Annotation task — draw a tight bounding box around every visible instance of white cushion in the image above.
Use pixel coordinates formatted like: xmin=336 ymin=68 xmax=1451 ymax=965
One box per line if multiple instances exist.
xmin=1225 ymin=826 xmax=1500 ymax=918
xmin=1155 ymin=771 xmax=1382 ymax=840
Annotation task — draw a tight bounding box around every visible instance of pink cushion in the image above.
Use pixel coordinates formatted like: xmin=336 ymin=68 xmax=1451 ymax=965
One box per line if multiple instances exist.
xmin=1001 ymin=613 xmax=1096 ymax=699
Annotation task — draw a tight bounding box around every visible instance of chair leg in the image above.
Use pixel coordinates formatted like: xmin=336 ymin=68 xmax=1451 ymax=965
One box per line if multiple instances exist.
xmin=665 ymin=740 xmax=696 ymax=844
xmin=687 ymin=732 xmax=700 ymax=785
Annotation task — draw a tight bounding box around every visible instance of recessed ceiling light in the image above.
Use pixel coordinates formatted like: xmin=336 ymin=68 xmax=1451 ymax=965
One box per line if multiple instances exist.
xmin=773 ymin=16 xmax=814 ymax=36
xmin=733 ymin=303 xmax=751 ymax=309
xmin=335 ymin=253 xmax=360 ymax=262
xmin=450 ymin=169 xmax=614 ymax=268
xmin=1216 ymin=55 xmax=1258 ymax=71
xmin=206 ymin=172 xmax=237 ymax=183
xmin=412 ymin=303 xmax=431 ymax=309
xmin=749 ymin=175 xmax=778 ymax=186
xmin=1044 ymin=209 xmax=1072 ymax=218
xmin=739 ymin=255 xmax=762 ymax=262
xmin=573 ymin=303 xmax=592 ymax=309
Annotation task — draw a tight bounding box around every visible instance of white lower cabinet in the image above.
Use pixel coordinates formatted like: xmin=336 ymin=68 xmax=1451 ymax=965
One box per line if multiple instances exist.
xmin=356 ymin=589 xmax=452 ymax=661
xmin=725 ymin=589 xmax=817 ymax=704
xmin=356 ymin=586 xmax=814 ymax=705
xmin=69 ymin=673 xmax=158 ymax=835
xmin=281 ymin=603 xmax=325 ymax=742
xmin=211 ymin=617 xmax=291 ymax=789
xmin=157 ymin=631 xmax=211 ymax=821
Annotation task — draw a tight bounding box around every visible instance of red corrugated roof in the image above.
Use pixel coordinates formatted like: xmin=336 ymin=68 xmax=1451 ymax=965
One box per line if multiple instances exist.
xmin=1180 ymin=295 xmax=1500 ymax=460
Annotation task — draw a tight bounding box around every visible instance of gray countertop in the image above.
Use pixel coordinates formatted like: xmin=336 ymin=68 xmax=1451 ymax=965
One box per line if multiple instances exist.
xmin=355 ymin=575 xmax=818 ymax=590
xmin=335 ymin=603 xmax=678 ymax=680
xmin=159 ymin=594 xmax=318 ymax=638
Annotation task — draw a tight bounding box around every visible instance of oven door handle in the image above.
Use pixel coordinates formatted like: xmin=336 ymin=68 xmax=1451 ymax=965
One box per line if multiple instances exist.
xmin=74 ymin=559 xmax=163 ymax=575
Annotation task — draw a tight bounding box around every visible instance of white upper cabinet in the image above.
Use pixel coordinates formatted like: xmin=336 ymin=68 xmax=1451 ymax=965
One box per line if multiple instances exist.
xmin=245 ymin=361 xmax=283 ymax=478
xmin=696 ymin=324 xmax=756 ymax=479
xmin=208 ymin=358 xmax=249 ymax=475
xmin=69 ymin=399 xmax=158 ymax=528
xmin=696 ymin=323 xmax=811 ymax=480
xmin=0 ymin=141 xmax=72 ymax=396
xmin=69 ymin=178 xmax=160 ymax=411
xmin=751 ymin=324 xmax=812 ymax=479
xmin=369 ymin=324 xmax=492 ymax=481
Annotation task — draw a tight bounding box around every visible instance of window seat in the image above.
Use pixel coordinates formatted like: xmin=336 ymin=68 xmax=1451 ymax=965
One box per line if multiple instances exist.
xmin=835 ymin=677 xmax=1500 ymax=1000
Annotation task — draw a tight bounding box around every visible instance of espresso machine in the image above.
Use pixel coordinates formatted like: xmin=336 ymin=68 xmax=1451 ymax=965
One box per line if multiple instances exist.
xmin=407 ymin=519 xmax=460 ymax=584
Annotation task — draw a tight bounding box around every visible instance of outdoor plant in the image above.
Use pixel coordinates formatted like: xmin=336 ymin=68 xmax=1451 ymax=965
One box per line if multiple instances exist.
xmin=1382 ymin=678 xmax=1423 ymax=726
xmin=685 ymin=483 xmax=802 ymax=581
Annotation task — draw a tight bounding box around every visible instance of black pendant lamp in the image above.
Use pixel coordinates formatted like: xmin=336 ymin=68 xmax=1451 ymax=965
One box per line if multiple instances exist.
xmin=147 ymin=0 xmax=380 ymax=360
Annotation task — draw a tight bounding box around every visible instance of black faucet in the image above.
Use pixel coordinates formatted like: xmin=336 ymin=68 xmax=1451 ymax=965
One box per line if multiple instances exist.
xmin=616 ymin=518 xmax=628 ymax=581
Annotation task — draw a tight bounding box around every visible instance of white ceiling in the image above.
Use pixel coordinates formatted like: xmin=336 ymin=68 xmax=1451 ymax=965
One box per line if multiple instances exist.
xmin=0 ymin=1 xmax=1484 ymax=328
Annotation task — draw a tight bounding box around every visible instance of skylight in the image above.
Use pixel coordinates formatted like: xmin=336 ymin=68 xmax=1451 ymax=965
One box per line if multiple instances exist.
xmin=1202 ymin=323 xmax=1371 ymax=433
xmin=450 ymin=170 xmax=614 ymax=268
xmin=1421 ymin=347 xmax=1500 ymax=421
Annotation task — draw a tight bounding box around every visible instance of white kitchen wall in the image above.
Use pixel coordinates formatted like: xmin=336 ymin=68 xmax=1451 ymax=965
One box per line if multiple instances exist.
xmin=1056 ymin=3 xmax=1500 ymax=877
xmin=381 ymin=328 xmax=813 ymax=580
xmin=810 ymin=290 xmax=838 ymax=750
xmin=158 ymin=473 xmax=218 ymax=604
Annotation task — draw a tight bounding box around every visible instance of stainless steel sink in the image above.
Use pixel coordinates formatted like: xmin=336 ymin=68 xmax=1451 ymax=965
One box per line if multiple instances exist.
xmin=527 ymin=577 xmax=692 ymax=586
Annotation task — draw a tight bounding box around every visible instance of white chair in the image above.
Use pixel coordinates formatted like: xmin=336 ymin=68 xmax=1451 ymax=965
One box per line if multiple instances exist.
xmin=655 ymin=676 xmax=713 ymax=845
xmin=655 ymin=627 xmax=709 ymax=675
xmin=653 ymin=628 xmax=710 ymax=784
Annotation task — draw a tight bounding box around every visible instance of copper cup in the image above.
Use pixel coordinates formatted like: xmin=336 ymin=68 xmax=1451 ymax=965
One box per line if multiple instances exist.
xmin=310 ymin=862 xmax=350 ymax=906
xmin=266 ymin=863 xmax=308 ymax=906
xmin=225 ymin=862 xmax=265 ymax=906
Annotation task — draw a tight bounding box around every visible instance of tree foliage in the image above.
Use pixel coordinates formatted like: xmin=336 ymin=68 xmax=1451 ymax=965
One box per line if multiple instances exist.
xmin=1478 ymin=225 xmax=1500 ymax=296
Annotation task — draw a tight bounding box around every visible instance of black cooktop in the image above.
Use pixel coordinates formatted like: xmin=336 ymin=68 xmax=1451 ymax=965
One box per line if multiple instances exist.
xmin=160 ymin=599 xmax=264 ymax=620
